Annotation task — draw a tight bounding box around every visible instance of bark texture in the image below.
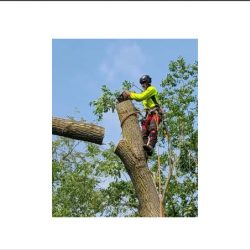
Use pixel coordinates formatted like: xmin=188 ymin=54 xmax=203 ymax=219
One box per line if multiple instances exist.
xmin=114 ymin=100 xmax=160 ymax=217
xmin=52 ymin=117 xmax=105 ymax=145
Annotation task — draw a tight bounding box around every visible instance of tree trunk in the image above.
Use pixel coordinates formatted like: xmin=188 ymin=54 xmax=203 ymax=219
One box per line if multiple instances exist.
xmin=52 ymin=117 xmax=105 ymax=145
xmin=114 ymin=100 xmax=160 ymax=217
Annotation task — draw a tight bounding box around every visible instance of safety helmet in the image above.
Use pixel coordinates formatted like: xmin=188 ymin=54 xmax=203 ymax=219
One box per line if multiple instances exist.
xmin=139 ymin=75 xmax=152 ymax=85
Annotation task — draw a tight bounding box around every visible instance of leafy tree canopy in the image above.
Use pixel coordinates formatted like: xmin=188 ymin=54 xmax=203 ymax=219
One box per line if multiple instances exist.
xmin=52 ymin=56 xmax=198 ymax=217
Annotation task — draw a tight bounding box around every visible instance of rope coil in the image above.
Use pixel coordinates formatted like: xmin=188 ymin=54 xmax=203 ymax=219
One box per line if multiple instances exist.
xmin=120 ymin=110 xmax=146 ymax=127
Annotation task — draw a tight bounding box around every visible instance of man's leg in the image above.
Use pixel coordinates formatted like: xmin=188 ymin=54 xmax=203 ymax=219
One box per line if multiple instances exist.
xmin=142 ymin=124 xmax=150 ymax=145
xmin=142 ymin=114 xmax=151 ymax=160
xmin=141 ymin=113 xmax=151 ymax=144
xmin=143 ymin=113 xmax=161 ymax=156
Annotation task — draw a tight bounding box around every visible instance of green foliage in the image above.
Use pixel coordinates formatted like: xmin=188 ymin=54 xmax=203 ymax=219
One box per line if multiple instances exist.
xmin=89 ymin=85 xmax=120 ymax=122
xmin=52 ymin=138 xmax=102 ymax=217
xmin=160 ymin=57 xmax=198 ymax=149
xmin=100 ymin=180 xmax=139 ymax=217
xmin=89 ymin=80 xmax=139 ymax=122
xmin=177 ymin=141 xmax=197 ymax=174
xmin=159 ymin=56 xmax=198 ymax=217
xmin=52 ymin=56 xmax=198 ymax=217
xmin=52 ymin=135 xmax=138 ymax=217
xmin=121 ymin=80 xmax=133 ymax=91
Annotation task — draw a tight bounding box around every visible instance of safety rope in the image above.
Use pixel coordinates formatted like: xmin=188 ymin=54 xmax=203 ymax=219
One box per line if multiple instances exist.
xmin=120 ymin=110 xmax=146 ymax=127
xmin=156 ymin=122 xmax=163 ymax=217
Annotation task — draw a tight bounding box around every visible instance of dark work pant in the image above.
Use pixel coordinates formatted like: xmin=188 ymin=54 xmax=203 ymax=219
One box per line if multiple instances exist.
xmin=141 ymin=112 xmax=161 ymax=149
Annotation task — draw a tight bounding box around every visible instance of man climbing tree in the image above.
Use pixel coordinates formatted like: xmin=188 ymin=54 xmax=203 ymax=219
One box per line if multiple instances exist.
xmin=52 ymin=57 xmax=198 ymax=217
xmin=124 ymin=75 xmax=162 ymax=160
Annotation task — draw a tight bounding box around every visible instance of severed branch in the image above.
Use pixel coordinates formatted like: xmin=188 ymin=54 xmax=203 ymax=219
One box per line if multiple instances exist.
xmin=52 ymin=117 xmax=105 ymax=145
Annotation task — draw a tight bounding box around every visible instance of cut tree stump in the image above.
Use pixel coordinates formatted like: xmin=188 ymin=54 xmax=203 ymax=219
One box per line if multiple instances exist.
xmin=114 ymin=100 xmax=160 ymax=217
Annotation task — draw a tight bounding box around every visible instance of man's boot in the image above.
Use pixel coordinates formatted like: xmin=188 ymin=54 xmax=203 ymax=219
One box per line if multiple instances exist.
xmin=143 ymin=129 xmax=157 ymax=156
xmin=143 ymin=144 xmax=154 ymax=156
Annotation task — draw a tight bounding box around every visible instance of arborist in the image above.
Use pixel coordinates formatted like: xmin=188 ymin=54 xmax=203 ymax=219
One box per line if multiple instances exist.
xmin=124 ymin=75 xmax=162 ymax=159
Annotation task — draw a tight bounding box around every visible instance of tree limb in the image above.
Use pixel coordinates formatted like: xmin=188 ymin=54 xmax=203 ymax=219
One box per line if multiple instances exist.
xmin=162 ymin=135 xmax=179 ymax=203
xmin=52 ymin=117 xmax=105 ymax=145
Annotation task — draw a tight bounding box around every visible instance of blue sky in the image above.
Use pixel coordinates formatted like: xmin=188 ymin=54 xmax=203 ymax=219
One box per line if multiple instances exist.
xmin=52 ymin=39 xmax=198 ymax=145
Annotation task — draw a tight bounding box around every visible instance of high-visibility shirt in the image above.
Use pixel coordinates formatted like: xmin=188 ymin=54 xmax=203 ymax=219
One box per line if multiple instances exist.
xmin=130 ymin=86 xmax=159 ymax=109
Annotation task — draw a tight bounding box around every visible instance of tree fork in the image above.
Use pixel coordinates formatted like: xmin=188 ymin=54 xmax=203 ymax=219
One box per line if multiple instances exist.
xmin=52 ymin=117 xmax=105 ymax=145
xmin=114 ymin=100 xmax=160 ymax=217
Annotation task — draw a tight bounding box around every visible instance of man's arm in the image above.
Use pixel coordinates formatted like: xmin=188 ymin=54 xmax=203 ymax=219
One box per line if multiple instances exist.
xmin=129 ymin=87 xmax=156 ymax=101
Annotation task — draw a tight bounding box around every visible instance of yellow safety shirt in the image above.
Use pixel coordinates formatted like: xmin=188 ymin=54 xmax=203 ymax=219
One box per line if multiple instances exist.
xmin=130 ymin=86 xmax=159 ymax=109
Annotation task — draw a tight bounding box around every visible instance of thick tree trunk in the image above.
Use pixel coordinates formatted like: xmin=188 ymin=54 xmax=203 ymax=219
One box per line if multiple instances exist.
xmin=114 ymin=100 xmax=160 ymax=217
xmin=52 ymin=117 xmax=105 ymax=145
